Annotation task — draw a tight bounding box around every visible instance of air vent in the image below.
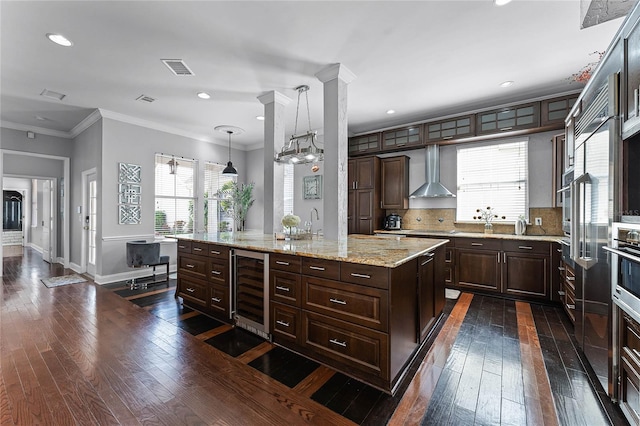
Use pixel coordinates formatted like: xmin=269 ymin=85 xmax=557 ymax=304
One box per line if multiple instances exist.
xmin=136 ymin=95 xmax=156 ymax=103
xmin=161 ymin=59 xmax=194 ymax=76
xmin=40 ymin=89 xmax=66 ymax=101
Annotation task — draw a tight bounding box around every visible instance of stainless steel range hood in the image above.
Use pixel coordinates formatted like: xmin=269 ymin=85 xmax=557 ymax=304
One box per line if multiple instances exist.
xmin=409 ymin=145 xmax=456 ymax=198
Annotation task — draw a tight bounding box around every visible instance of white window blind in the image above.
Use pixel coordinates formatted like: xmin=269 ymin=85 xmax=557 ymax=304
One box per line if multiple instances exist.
xmin=154 ymin=154 xmax=196 ymax=236
xmin=456 ymin=140 xmax=528 ymax=222
xmin=283 ymin=163 xmax=294 ymax=215
xmin=204 ymin=162 xmax=236 ymax=232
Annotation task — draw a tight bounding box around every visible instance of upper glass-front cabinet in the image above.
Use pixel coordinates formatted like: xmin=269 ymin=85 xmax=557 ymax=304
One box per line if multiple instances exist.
xmin=348 ymin=133 xmax=381 ymax=155
xmin=623 ymin=13 xmax=640 ymax=139
xmin=381 ymin=126 xmax=422 ymax=151
xmin=426 ymin=115 xmax=475 ymax=143
xmin=476 ymin=103 xmax=540 ymax=134
xmin=541 ymin=95 xmax=578 ymax=127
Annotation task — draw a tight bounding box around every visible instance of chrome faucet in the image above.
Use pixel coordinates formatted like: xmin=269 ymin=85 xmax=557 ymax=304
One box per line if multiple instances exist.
xmin=310 ymin=208 xmax=319 ymax=233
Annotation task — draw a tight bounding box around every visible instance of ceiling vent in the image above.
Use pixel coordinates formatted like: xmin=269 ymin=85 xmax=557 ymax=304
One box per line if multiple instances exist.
xmin=40 ymin=89 xmax=66 ymax=101
xmin=136 ymin=94 xmax=156 ymax=103
xmin=161 ymin=59 xmax=194 ymax=76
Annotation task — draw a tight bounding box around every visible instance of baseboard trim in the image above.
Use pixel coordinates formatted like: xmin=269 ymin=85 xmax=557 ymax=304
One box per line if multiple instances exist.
xmin=93 ymin=266 xmax=177 ymax=285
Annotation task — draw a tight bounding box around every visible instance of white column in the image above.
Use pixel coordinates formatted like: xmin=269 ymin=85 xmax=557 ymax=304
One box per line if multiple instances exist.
xmin=258 ymin=91 xmax=291 ymax=234
xmin=315 ymin=64 xmax=356 ymax=241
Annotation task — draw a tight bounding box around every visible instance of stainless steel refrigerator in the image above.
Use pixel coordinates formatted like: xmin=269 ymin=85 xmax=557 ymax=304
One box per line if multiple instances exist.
xmin=571 ymin=73 xmax=619 ymax=395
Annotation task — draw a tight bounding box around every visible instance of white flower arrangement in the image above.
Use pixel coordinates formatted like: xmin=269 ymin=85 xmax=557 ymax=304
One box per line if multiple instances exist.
xmin=281 ymin=214 xmax=301 ymax=233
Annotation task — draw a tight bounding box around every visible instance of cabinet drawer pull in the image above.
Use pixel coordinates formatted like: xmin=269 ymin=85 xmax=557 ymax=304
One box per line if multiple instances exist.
xmin=566 ymin=304 xmax=575 ymax=310
xmin=518 ymin=246 xmax=533 ymax=250
xmin=443 ymin=136 xmax=453 ymax=140
xmin=566 ymin=276 xmax=575 ymax=281
xmin=558 ymin=290 xmax=566 ymax=296
xmin=471 ymin=243 xmax=483 ymax=246
xmin=329 ymin=298 xmax=347 ymax=305
xmin=276 ymin=261 xmax=290 ymax=266
xmin=186 ymin=287 xmax=195 ymax=293
xmin=275 ymin=285 xmax=291 ymax=292
xmin=178 ymin=245 xmax=187 ymax=249
xmin=211 ymin=297 xmax=222 ymax=303
xmin=350 ymin=273 xmax=371 ymax=279
xmin=557 ymin=248 xmax=563 ymax=253
xmin=276 ymin=320 xmax=290 ymax=327
xmin=421 ymin=258 xmax=434 ymax=266
xmin=186 ymin=264 xmax=195 ymax=269
xmin=309 ymin=266 xmax=326 ymax=271
xmin=558 ymin=267 xmax=566 ymax=271
xmin=193 ymin=247 xmax=203 ymax=252
xmin=500 ymin=127 xmax=513 ymax=131
xmin=211 ymin=270 xmax=222 ymax=275
xmin=635 ymin=88 xmax=639 ymax=117
xmin=210 ymin=250 xmax=220 ymax=255
xmin=329 ymin=338 xmax=347 ymax=348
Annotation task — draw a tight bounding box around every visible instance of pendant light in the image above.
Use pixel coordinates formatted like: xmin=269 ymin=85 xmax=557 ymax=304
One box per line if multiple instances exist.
xmin=215 ymin=125 xmax=244 ymax=176
xmin=167 ymin=157 xmax=178 ymax=175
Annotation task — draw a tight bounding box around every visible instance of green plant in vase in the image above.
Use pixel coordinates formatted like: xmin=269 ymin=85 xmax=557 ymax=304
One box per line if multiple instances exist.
xmin=218 ymin=182 xmax=255 ymax=231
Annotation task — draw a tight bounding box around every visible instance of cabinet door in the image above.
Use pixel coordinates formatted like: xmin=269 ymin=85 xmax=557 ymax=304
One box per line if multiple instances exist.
xmin=456 ymin=248 xmax=500 ymax=292
xmin=425 ymin=115 xmax=475 ymax=143
xmin=541 ymin=95 xmax=578 ymax=127
xmin=503 ymin=252 xmax=549 ymax=298
xmin=381 ymin=126 xmax=422 ymax=151
xmin=355 ymin=157 xmax=377 ymax=189
xmin=348 ymin=190 xmax=356 ymax=234
xmin=355 ymin=190 xmax=375 ymax=234
xmin=624 ymin=14 xmax=640 ymax=138
xmin=444 ymin=246 xmax=455 ymax=286
xmin=348 ymin=133 xmax=381 ymax=156
xmin=476 ymin=103 xmax=540 ymax=134
xmin=418 ymin=253 xmax=435 ymax=342
xmin=381 ymin=156 xmax=409 ymax=209
xmin=209 ymin=283 xmax=230 ymax=319
xmin=619 ymin=310 xmax=640 ymax=425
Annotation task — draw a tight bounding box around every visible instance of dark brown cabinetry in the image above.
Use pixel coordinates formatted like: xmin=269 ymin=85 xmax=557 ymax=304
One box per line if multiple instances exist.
xmin=476 ymin=103 xmax=540 ymax=134
xmin=502 ymin=241 xmax=549 ymax=299
xmin=541 ymin=95 xmax=578 ymax=127
xmin=348 ymin=156 xmax=383 ymax=234
xmin=618 ymin=309 xmax=640 ymax=424
xmin=456 ymin=238 xmax=502 ymax=292
xmin=560 ymin=262 xmax=576 ymax=324
xmin=381 ymin=156 xmax=409 ymax=210
xmin=623 ymin=13 xmax=640 ymax=139
xmin=177 ymin=241 xmax=231 ymax=322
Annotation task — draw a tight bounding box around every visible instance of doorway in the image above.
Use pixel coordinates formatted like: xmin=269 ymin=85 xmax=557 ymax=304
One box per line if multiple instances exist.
xmin=82 ymin=169 xmax=97 ymax=276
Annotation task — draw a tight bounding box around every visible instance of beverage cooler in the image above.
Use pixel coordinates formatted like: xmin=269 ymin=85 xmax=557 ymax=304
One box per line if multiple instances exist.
xmin=233 ymin=249 xmax=270 ymax=339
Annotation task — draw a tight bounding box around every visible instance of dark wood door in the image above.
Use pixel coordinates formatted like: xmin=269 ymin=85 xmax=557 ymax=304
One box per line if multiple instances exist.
xmin=381 ymin=156 xmax=409 ymax=209
xmin=456 ymin=248 xmax=500 ymax=292
xmin=348 ymin=190 xmax=356 ymax=234
xmin=355 ymin=156 xmax=377 ymax=189
xmin=355 ymin=190 xmax=375 ymax=234
xmin=503 ymin=251 xmax=549 ymax=298
xmin=418 ymin=253 xmax=435 ymax=342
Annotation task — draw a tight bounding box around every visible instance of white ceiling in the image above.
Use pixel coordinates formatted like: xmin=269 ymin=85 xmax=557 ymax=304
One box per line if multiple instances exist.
xmin=0 ymin=1 xmax=626 ymax=150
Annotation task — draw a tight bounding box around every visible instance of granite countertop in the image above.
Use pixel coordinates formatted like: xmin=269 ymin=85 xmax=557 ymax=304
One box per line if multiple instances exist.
xmin=374 ymin=229 xmax=562 ymax=243
xmin=178 ymin=231 xmax=448 ymax=268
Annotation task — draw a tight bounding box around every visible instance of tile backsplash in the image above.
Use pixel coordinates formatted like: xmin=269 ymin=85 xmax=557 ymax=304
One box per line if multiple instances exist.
xmin=387 ymin=207 xmax=563 ymax=236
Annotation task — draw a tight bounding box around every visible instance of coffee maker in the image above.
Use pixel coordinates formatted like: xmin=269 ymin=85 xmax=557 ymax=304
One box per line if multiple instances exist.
xmin=384 ymin=214 xmax=402 ymax=230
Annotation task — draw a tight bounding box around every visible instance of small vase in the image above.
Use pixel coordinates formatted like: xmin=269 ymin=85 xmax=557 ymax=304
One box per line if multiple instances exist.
xmin=484 ymin=223 xmax=493 ymax=234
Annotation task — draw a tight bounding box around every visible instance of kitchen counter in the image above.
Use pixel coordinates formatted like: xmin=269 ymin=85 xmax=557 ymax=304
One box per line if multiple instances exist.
xmin=177 ymin=231 xmax=448 ymax=268
xmin=374 ymin=229 xmax=562 ymax=243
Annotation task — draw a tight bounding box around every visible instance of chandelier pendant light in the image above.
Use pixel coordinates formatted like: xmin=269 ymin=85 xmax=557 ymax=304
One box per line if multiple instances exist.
xmin=215 ymin=125 xmax=244 ymax=176
xmin=275 ymin=85 xmax=324 ymax=165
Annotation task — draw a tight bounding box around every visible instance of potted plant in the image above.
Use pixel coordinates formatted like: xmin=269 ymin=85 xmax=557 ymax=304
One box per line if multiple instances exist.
xmin=218 ymin=182 xmax=255 ymax=231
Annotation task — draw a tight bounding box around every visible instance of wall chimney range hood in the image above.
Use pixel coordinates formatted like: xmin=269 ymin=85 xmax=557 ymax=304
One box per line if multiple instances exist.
xmin=409 ymin=145 xmax=456 ymax=198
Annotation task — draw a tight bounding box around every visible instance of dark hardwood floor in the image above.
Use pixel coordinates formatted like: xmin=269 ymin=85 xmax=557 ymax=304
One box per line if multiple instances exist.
xmin=1 ymin=247 xmax=627 ymax=425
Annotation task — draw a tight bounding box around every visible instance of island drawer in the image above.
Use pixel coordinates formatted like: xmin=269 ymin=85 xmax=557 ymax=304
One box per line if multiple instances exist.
xmin=303 ymin=311 xmax=389 ymax=380
xmin=177 ymin=276 xmax=208 ymax=308
xmin=455 ymin=238 xmax=502 ymax=251
xmin=177 ymin=240 xmax=192 ymax=253
xmin=208 ymin=244 xmax=230 ymax=259
xmin=208 ymin=260 xmax=228 ymax=286
xmin=271 ymin=302 xmax=301 ymax=345
xmin=341 ymin=263 xmax=389 ymax=289
xmin=179 ymin=255 xmax=207 ymax=279
xmin=302 ymin=258 xmax=340 ymax=281
xmin=191 ymin=241 xmax=210 ymax=256
xmin=502 ymin=240 xmax=549 ymax=254
xmin=302 ymin=276 xmax=388 ymax=331
xmin=270 ymin=254 xmax=302 ymax=274
xmin=209 ymin=283 xmax=230 ymax=318
xmin=271 ymin=271 xmax=301 ymax=307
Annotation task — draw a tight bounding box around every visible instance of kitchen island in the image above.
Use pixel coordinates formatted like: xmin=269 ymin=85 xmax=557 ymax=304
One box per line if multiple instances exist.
xmin=176 ymin=231 xmax=448 ymax=394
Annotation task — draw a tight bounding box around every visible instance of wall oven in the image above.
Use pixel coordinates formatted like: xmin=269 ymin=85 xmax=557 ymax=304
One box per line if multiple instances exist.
xmin=607 ymin=222 xmax=640 ymax=322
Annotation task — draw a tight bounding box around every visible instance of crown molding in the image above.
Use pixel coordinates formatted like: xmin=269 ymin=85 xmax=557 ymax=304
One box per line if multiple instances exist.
xmin=69 ymin=109 xmax=102 ymax=138
xmin=0 ymin=121 xmax=72 ymax=139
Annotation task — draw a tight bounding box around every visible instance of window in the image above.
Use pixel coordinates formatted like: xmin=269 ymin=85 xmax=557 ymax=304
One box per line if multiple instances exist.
xmin=283 ymin=163 xmax=294 ymax=214
xmin=456 ymin=140 xmax=528 ymax=222
xmin=204 ymin=162 xmax=236 ymax=232
xmin=154 ymin=154 xmax=196 ymax=236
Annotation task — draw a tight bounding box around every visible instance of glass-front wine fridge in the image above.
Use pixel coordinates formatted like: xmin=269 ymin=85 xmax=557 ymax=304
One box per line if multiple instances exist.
xmin=233 ymin=249 xmax=270 ymax=339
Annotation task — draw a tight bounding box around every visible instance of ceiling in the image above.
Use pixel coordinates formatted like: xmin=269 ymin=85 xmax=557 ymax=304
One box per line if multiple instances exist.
xmin=0 ymin=1 xmax=627 ymax=150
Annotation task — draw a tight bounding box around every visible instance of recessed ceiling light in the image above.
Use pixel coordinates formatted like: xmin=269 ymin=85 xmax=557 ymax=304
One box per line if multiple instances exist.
xmin=197 ymin=92 xmax=211 ymax=99
xmin=256 ymin=116 xmax=265 ymax=121
xmin=46 ymin=33 xmax=73 ymax=47
xmin=499 ymin=80 xmax=514 ymax=87
xmin=386 ymin=109 xmax=396 ymax=115
xmin=494 ymin=0 xmax=512 ymax=6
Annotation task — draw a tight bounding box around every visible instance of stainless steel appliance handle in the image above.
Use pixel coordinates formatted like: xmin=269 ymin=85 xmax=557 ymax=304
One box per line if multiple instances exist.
xmin=571 ymin=173 xmax=596 ymax=269
xmin=603 ymin=246 xmax=640 ymax=264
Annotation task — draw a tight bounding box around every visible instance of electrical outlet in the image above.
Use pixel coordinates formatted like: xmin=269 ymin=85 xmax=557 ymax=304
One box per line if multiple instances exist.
xmin=535 ymin=217 xmax=542 ymax=226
